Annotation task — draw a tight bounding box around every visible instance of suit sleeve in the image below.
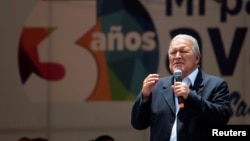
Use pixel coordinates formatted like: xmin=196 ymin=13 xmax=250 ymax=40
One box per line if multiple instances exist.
xmin=185 ymin=78 xmax=232 ymax=125
xmin=131 ymin=92 xmax=151 ymax=130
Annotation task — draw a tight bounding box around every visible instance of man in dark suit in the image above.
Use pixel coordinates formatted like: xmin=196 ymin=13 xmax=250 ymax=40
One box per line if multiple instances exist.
xmin=131 ymin=34 xmax=231 ymax=141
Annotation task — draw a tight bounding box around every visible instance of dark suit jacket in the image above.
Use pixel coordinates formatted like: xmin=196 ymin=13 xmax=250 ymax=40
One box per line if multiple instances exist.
xmin=131 ymin=69 xmax=231 ymax=141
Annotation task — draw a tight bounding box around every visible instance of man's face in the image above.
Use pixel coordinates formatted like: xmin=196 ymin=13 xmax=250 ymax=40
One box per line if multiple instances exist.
xmin=168 ymin=38 xmax=200 ymax=78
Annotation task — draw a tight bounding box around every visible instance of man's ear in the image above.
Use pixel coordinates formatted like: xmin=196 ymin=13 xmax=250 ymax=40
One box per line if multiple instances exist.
xmin=196 ymin=54 xmax=201 ymax=60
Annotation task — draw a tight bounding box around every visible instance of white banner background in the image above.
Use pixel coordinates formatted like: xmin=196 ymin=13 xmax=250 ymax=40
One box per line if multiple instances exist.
xmin=0 ymin=0 xmax=249 ymax=141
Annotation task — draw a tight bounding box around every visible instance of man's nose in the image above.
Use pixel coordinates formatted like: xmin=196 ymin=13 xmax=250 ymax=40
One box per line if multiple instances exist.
xmin=175 ymin=51 xmax=181 ymax=58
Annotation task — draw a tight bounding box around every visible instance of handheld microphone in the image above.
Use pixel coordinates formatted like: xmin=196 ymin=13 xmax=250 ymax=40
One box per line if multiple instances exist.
xmin=174 ymin=69 xmax=184 ymax=109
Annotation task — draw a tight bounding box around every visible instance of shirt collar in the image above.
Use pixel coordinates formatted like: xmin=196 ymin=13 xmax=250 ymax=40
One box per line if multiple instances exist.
xmin=184 ymin=68 xmax=198 ymax=86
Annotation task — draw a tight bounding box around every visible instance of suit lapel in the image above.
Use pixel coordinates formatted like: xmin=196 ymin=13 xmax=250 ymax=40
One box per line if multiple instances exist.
xmin=161 ymin=77 xmax=176 ymax=115
xmin=192 ymin=69 xmax=204 ymax=95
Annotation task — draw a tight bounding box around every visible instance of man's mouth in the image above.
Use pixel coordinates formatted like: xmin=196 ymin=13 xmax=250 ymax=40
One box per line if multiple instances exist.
xmin=174 ymin=61 xmax=184 ymax=65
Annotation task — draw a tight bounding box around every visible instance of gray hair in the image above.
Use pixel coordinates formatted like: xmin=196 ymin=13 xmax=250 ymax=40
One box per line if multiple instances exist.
xmin=169 ymin=34 xmax=200 ymax=55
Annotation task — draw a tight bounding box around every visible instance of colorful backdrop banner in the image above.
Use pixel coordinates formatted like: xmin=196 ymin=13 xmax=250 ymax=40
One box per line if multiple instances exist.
xmin=0 ymin=0 xmax=250 ymax=141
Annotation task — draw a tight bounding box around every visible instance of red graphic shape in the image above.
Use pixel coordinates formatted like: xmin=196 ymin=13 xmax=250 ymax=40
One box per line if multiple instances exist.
xmin=18 ymin=27 xmax=65 ymax=83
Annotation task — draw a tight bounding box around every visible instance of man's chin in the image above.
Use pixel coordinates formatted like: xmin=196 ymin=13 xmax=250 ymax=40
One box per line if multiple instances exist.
xmin=174 ymin=66 xmax=182 ymax=70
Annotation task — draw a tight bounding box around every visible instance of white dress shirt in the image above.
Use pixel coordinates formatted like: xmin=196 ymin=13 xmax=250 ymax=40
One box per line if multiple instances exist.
xmin=169 ymin=68 xmax=198 ymax=141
